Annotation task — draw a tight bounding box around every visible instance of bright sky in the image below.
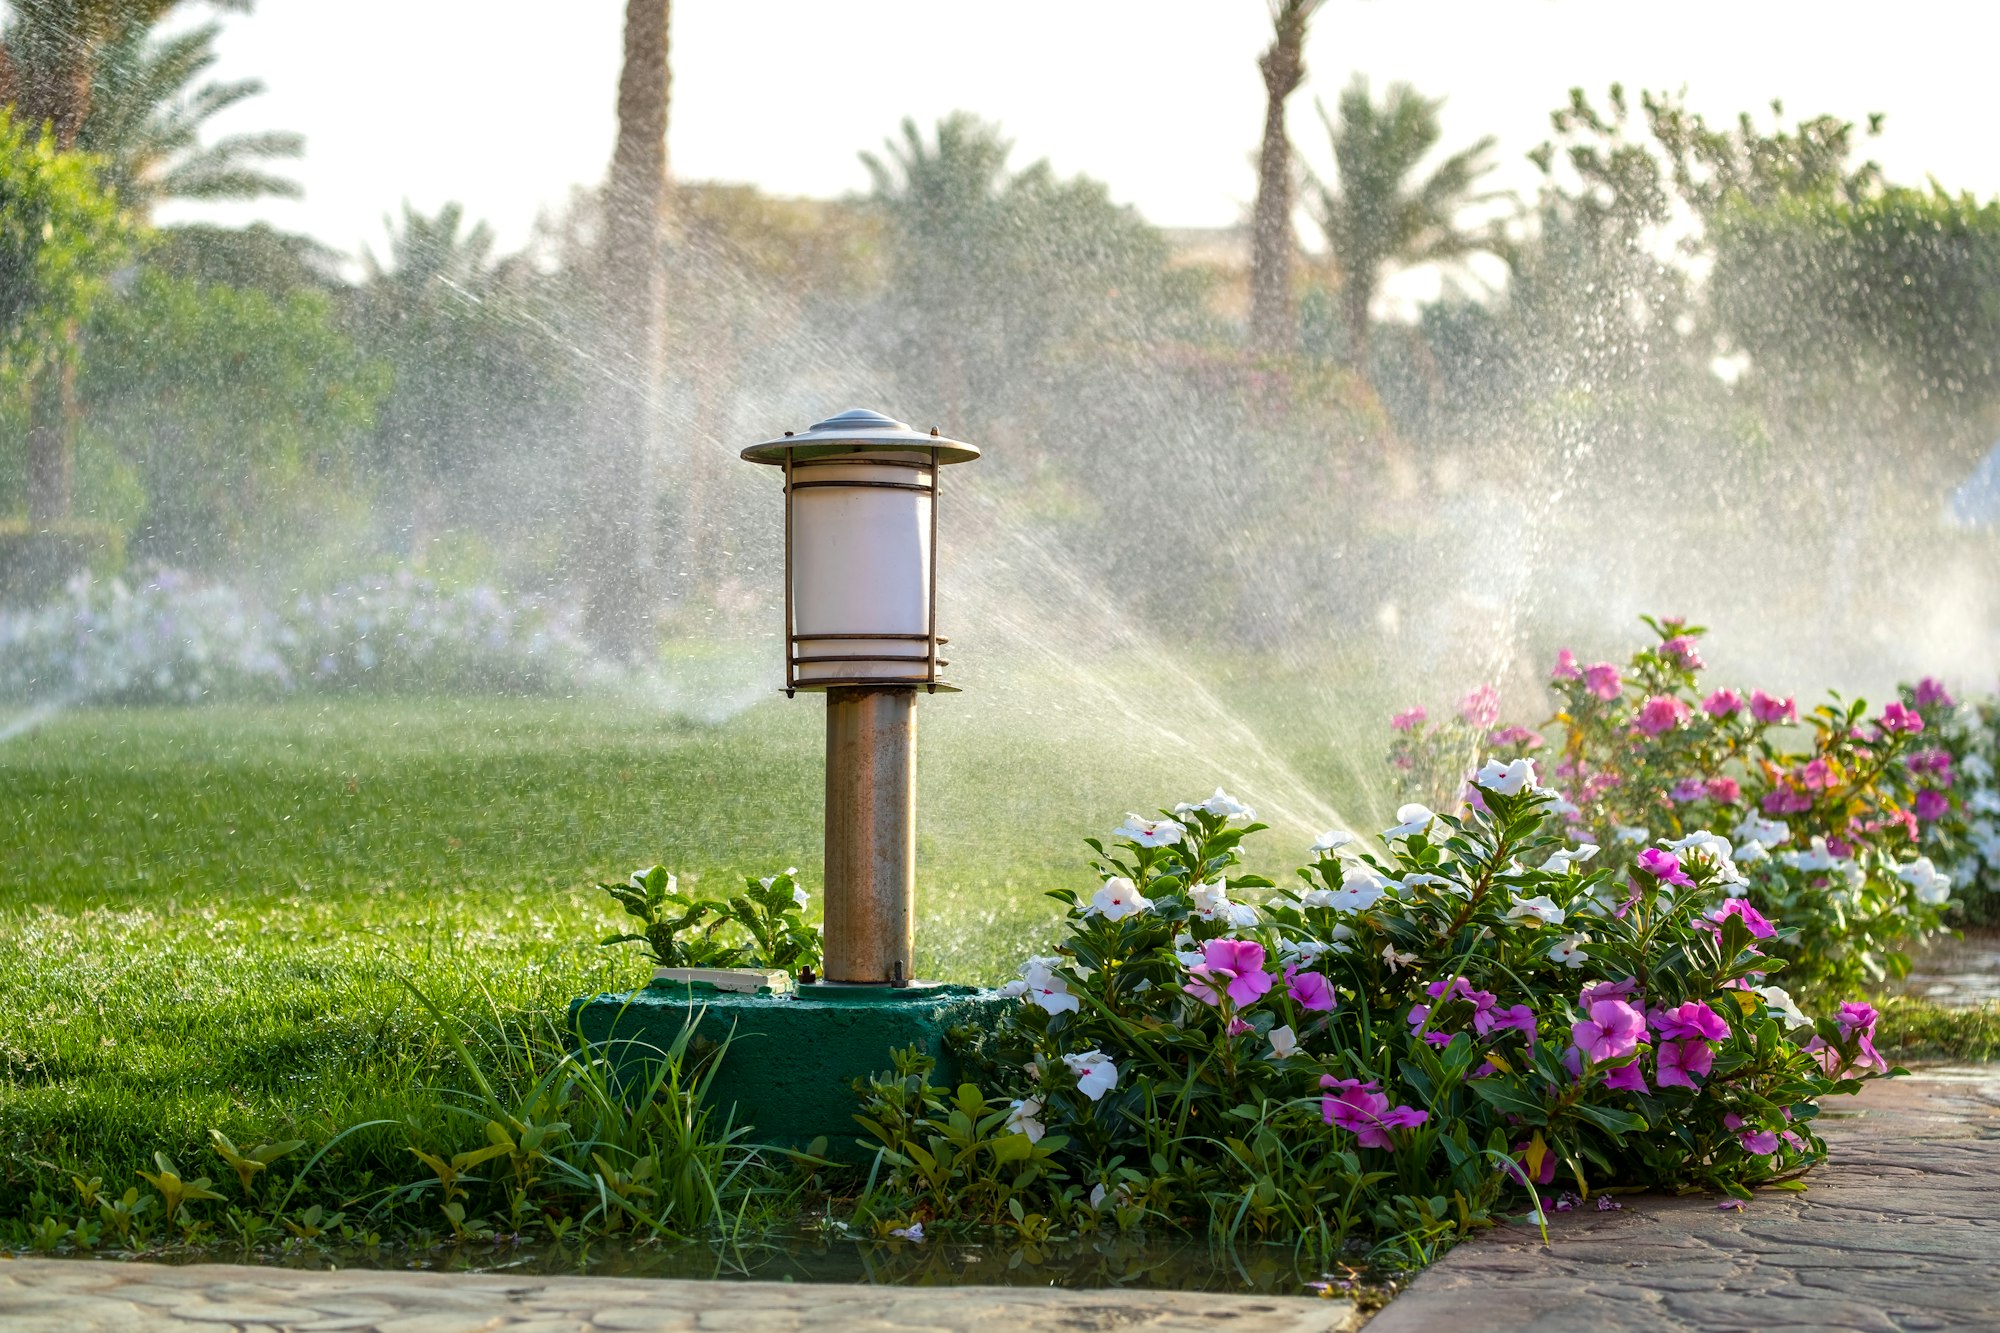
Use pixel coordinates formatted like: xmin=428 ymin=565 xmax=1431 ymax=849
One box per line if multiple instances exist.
xmin=161 ymin=0 xmax=2000 ymax=271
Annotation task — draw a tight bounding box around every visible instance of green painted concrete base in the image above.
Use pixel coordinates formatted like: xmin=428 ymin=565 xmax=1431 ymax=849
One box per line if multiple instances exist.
xmin=568 ymin=981 xmax=1010 ymax=1158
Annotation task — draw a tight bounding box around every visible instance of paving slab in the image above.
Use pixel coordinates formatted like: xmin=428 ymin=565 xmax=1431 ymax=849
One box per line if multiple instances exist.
xmin=0 ymin=1255 xmax=1361 ymax=1332
xmin=1369 ymin=1065 xmax=2000 ymax=1333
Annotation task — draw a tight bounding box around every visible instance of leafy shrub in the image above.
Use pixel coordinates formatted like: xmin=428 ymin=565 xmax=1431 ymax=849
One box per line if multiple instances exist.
xmin=1934 ymin=695 xmax=2000 ymax=925
xmin=871 ymin=781 xmax=1886 ymax=1262
xmin=600 ymin=866 xmax=823 ymax=976
xmin=1388 ymin=618 xmax=1965 ymax=994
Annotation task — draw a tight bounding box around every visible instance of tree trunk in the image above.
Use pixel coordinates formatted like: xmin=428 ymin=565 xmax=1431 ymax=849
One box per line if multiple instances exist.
xmin=25 ymin=352 xmax=74 ymax=523
xmin=1249 ymin=2 xmax=1312 ymax=355
xmin=586 ymin=0 xmax=671 ymax=660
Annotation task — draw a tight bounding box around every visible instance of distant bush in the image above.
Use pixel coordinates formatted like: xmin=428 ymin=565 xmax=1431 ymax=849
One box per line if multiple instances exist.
xmin=0 ymin=565 xmax=590 ymax=704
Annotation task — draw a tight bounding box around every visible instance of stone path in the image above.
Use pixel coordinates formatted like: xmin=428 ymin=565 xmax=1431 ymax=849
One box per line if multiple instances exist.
xmin=0 ymin=1257 xmax=1361 ymax=1332
xmin=1371 ymin=1065 xmax=2000 ymax=1333
xmin=2 ymin=1068 xmax=1992 ymax=1333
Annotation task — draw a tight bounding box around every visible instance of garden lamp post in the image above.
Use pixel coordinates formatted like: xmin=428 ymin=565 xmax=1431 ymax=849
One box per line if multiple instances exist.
xmin=741 ymin=408 xmax=980 ymax=985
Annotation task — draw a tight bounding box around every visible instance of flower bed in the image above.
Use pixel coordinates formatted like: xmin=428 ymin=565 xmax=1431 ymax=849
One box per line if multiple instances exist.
xmin=0 ymin=566 xmax=591 ymax=704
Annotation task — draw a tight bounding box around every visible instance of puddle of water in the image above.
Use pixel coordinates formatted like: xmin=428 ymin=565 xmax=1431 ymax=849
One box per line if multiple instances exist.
xmin=66 ymin=1229 xmax=1392 ymax=1299
xmin=1896 ymin=929 xmax=2000 ymax=1008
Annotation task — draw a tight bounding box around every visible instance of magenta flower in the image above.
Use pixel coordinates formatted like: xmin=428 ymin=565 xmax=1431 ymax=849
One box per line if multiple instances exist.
xmin=1390 ymin=706 xmax=1427 ymax=732
xmin=1578 ymin=977 xmax=1638 ymax=1008
xmin=1906 ymin=749 xmax=1953 ymax=782
xmin=1878 ymin=701 xmax=1924 ymax=734
xmin=1703 ymin=688 xmax=1743 ymax=718
xmin=1319 ymin=1076 xmax=1429 ymax=1149
xmin=1513 ymin=1139 xmax=1556 ymax=1185
xmin=1603 ymin=1061 xmax=1649 ymax=1094
xmin=1659 ymin=636 xmax=1705 ymax=670
xmin=1654 ymin=1038 xmax=1715 ymax=1089
xmin=1636 ymin=847 xmax=1695 ymax=889
xmin=1459 ymin=684 xmax=1501 ymax=728
xmin=1633 ymin=695 xmax=1691 ymax=737
xmin=1704 ymin=776 xmax=1742 ymax=804
xmin=1284 ymin=966 xmax=1335 ymax=1012
xmin=1749 ymin=690 xmax=1797 ymax=724
xmin=1797 ymin=757 xmax=1835 ymax=790
xmin=1762 ymin=786 xmax=1813 ymax=815
xmin=1571 ymin=999 xmax=1648 ymax=1062
xmin=1914 ymin=789 xmax=1949 ymax=822
xmin=1724 ymin=1113 xmax=1781 ymax=1156
xmin=1490 ymin=724 xmax=1544 ymax=748
xmin=1706 ymin=899 xmax=1776 ymax=939
xmin=1649 ymin=1001 xmax=1730 ymax=1042
xmin=1477 ymin=1003 xmax=1538 ymax=1046
xmin=1185 ymin=939 xmax=1273 ymax=1008
xmin=1551 ymin=649 xmax=1581 ymax=681
xmin=1913 ymin=677 xmax=1955 ymax=709
xmin=1583 ymin=663 xmax=1622 ymax=701
xmin=1225 ymin=1016 xmax=1253 ymax=1036
xmin=1828 ymin=1001 xmax=1888 ymax=1074
xmin=1669 ymin=777 xmax=1705 ymax=803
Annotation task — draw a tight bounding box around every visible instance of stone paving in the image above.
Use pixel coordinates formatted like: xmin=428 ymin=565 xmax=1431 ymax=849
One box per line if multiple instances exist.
xmin=1371 ymin=1065 xmax=2000 ymax=1333
xmin=0 ymin=1067 xmax=1992 ymax=1332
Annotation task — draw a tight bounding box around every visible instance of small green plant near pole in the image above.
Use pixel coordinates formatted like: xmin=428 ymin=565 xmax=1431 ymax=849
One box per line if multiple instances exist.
xmin=598 ymin=865 xmax=823 ymax=973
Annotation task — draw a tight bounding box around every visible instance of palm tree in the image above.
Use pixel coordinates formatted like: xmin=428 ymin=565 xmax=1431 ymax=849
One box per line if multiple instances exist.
xmin=1249 ymin=0 xmax=1323 ymax=355
xmin=78 ymin=17 xmax=301 ymax=222
xmin=1306 ymin=77 xmax=1499 ymax=376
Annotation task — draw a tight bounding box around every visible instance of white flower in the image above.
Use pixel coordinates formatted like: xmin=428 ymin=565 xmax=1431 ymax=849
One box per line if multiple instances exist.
xmin=1733 ymin=813 xmax=1792 ymax=849
xmin=1191 ymin=879 xmax=1259 ymax=927
xmin=889 ymin=1221 xmax=925 ymax=1242
xmin=1541 ymin=843 xmax=1599 ymax=875
xmin=1663 ymin=830 xmax=1746 ymax=887
xmin=1547 ymin=795 xmax=1581 ymax=818
xmin=1063 ymin=1049 xmax=1119 ymax=1101
xmin=1752 ymin=985 xmax=1812 ymax=1029
xmin=1964 ymin=753 xmax=1994 ymax=782
xmin=1310 ymin=829 xmax=1357 ymax=856
xmin=1020 ymin=956 xmax=1080 ymax=1015
xmin=1473 ymin=757 xmax=1536 ymax=796
xmin=793 ymin=885 xmax=811 ymax=911
xmin=1171 ymin=932 xmax=1205 ymax=967
xmin=1381 ymin=944 xmax=1418 ymax=972
xmin=1971 ymin=789 xmax=2000 ymax=816
xmin=1384 ymin=803 xmax=1440 ymax=842
xmin=1779 ymin=835 xmax=1843 ymax=873
xmin=1113 ymin=813 xmax=1186 ymax=847
xmin=1613 ymin=825 xmax=1650 ymax=845
xmin=1267 ymin=1024 xmax=1300 ymax=1059
xmin=759 ymin=866 xmax=801 ymax=891
xmin=1309 ymin=871 xmax=1387 ymax=913
xmin=998 ymin=979 xmax=1029 ymax=998
xmin=1174 ymin=787 xmax=1256 ymax=824
xmin=1087 ymin=876 xmax=1153 ymax=921
xmin=1735 ymin=840 xmax=1768 ymax=865
xmin=1506 ymin=894 xmax=1567 ymax=927
xmin=1398 ymin=871 xmax=1462 ymax=896
xmin=1897 ymin=856 xmax=1954 ymax=906
xmin=1548 ymin=934 xmax=1590 ymax=968
xmin=1005 ymin=1097 xmax=1045 ymax=1143
xmin=1971 ymin=820 xmax=2000 ymax=865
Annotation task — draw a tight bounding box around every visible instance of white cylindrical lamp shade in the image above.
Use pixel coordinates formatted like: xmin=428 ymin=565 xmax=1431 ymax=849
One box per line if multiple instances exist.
xmin=790 ymin=456 xmax=934 ymax=686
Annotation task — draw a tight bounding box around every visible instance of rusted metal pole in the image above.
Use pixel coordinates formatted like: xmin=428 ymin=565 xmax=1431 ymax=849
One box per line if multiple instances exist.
xmin=823 ymin=685 xmax=917 ymax=983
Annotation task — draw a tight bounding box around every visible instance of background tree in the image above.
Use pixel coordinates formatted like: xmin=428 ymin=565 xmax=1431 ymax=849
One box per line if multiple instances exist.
xmin=1248 ymin=0 xmax=1321 ymax=354
xmin=586 ymin=0 xmax=670 ymax=660
xmin=1306 ymin=77 xmax=1498 ymax=379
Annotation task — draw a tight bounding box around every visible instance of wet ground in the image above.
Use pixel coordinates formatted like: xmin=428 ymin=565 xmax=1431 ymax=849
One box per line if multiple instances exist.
xmin=1898 ymin=928 xmax=2000 ymax=1007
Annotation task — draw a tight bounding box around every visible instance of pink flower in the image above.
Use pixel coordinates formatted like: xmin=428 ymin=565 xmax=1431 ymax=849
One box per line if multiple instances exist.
xmin=1604 ymin=1061 xmax=1650 ymax=1093
xmin=1762 ymin=786 xmax=1813 ymax=816
xmin=1490 ymin=724 xmax=1545 ymax=748
xmin=1703 ymin=689 xmax=1743 ymax=718
xmin=1827 ymin=835 xmax=1853 ymax=858
xmin=1633 ymin=695 xmax=1691 ymax=737
xmin=1878 ymin=701 xmax=1924 ymax=734
xmin=1551 ymin=649 xmax=1582 ymax=681
xmin=1319 ymin=1077 xmax=1430 ymax=1150
xmin=1705 ymin=776 xmax=1742 ymax=803
xmin=1459 ymin=685 xmax=1501 ymax=728
xmin=1637 ymin=848 xmax=1694 ymax=889
xmin=1649 ymin=1002 xmax=1730 ymax=1042
xmin=1912 ymin=677 xmax=1954 ymax=709
xmin=1284 ymin=966 xmax=1336 ymax=1012
xmin=1914 ymin=789 xmax=1949 ymax=822
xmin=1705 ymin=899 xmax=1776 ymax=940
xmin=1654 ymin=1038 xmax=1714 ymax=1089
xmin=1725 ymin=1113 xmax=1781 ymax=1156
xmin=1184 ymin=938 xmax=1273 ymax=1008
xmin=1476 ymin=1003 xmax=1538 ymax=1046
xmin=1571 ymin=999 xmax=1647 ymax=1062
xmin=1669 ymin=777 xmax=1706 ymax=803
xmin=1226 ymin=1016 xmax=1253 ymax=1036
xmin=1578 ymin=978 xmax=1638 ymax=1008
xmin=1390 ymin=706 xmax=1427 ymax=733
xmin=1749 ymin=690 xmax=1797 ymax=725
xmin=1583 ymin=663 xmax=1623 ymax=701
xmin=1808 ymin=1001 xmax=1890 ymax=1076
xmin=1797 ymin=757 xmax=1835 ymax=790
xmin=1660 ymin=636 xmax=1705 ymax=670
xmin=1906 ymin=750 xmax=1953 ymax=783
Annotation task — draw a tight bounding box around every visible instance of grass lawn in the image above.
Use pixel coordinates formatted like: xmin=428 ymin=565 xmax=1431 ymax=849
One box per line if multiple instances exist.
xmin=0 ymin=687 xmax=1395 ymax=1211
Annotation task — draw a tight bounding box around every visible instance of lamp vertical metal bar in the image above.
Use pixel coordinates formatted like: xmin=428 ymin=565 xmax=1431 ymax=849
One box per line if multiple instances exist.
xmin=926 ymin=446 xmax=939 ymax=693
xmin=823 ymin=685 xmax=917 ymax=983
xmin=782 ymin=453 xmax=795 ymax=697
